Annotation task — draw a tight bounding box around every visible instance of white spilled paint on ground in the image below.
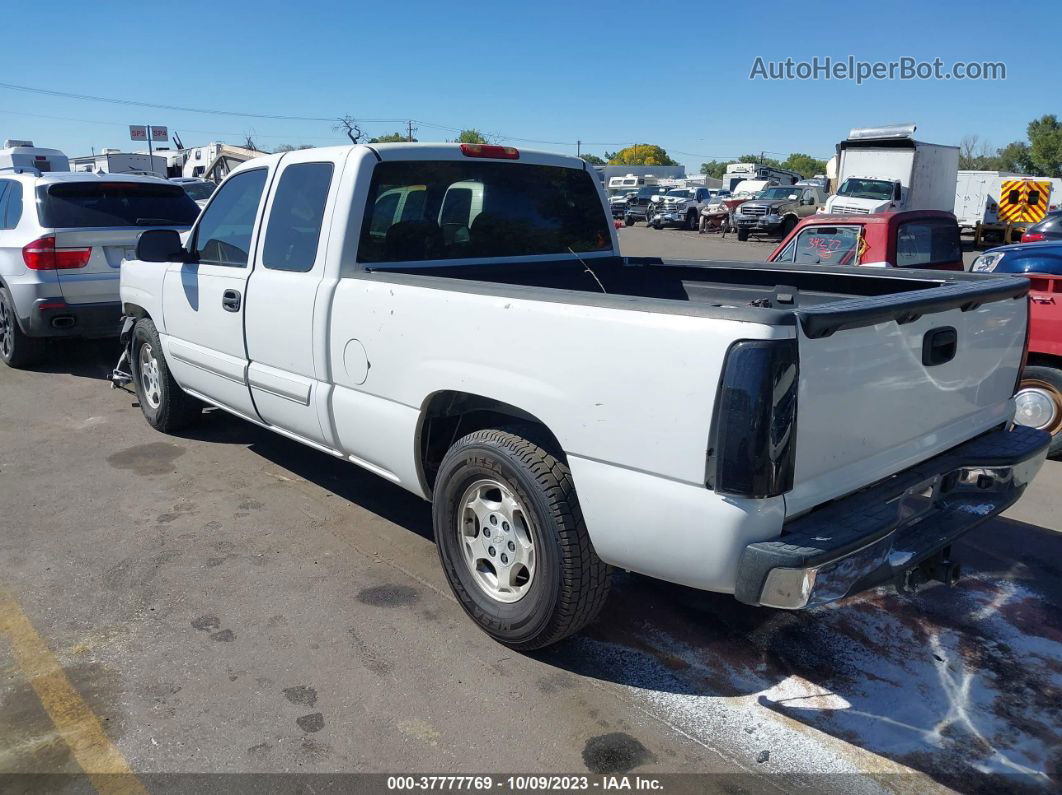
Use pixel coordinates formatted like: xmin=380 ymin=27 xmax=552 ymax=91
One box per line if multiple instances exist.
xmin=569 ymin=573 xmax=1060 ymax=791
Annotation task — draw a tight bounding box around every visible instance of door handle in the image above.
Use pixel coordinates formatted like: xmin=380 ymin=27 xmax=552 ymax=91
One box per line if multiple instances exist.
xmin=222 ymin=289 xmax=242 ymax=312
xmin=1031 ymin=295 xmax=1055 ymax=304
xmin=922 ymin=326 xmax=957 ymax=366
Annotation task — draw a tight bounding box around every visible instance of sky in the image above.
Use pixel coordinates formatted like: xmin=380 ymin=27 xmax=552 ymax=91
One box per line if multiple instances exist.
xmin=1 ymin=0 xmax=1058 ymax=173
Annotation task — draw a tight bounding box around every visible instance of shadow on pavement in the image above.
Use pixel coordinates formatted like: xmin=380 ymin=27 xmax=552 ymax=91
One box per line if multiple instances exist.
xmin=23 ymin=338 xmax=122 ymax=381
xmin=98 ymin=348 xmax=1059 ymax=791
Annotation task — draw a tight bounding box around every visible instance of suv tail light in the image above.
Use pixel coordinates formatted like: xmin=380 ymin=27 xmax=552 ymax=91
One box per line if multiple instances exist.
xmin=707 ymin=339 xmax=799 ymax=498
xmin=459 ymin=143 xmax=519 ymax=160
xmin=23 ymin=236 xmax=92 ymax=270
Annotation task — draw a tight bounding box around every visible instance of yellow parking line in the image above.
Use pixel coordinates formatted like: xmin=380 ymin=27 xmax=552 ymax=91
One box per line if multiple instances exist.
xmin=0 ymin=592 xmax=146 ymax=795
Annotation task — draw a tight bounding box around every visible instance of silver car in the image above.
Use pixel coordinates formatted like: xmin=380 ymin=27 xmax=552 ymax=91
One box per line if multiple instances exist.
xmin=0 ymin=171 xmax=199 ymax=367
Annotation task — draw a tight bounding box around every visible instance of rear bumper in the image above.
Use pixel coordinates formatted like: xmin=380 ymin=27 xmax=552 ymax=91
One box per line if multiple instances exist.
xmin=23 ymin=298 xmax=122 ymax=339
xmin=735 ymin=424 xmax=1050 ymax=609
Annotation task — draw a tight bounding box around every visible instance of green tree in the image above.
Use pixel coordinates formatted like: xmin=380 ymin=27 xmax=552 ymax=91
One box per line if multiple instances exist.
xmin=699 ymin=160 xmax=727 ymax=179
xmin=580 ymin=153 xmax=605 ymax=165
xmin=994 ymin=140 xmax=1035 ymax=173
xmin=607 ymin=144 xmax=677 ymax=166
xmin=454 ymin=129 xmax=494 ymax=144
xmin=737 ymin=153 xmax=781 ymax=168
xmin=1027 ymin=115 xmax=1062 ymax=178
xmin=781 ymin=153 xmax=827 ymax=178
xmin=369 ymin=132 xmax=417 ymax=143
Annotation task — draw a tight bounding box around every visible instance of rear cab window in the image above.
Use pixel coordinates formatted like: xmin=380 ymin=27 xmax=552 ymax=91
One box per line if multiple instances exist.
xmin=776 ymin=225 xmax=860 ymax=265
xmin=36 ymin=181 xmax=200 ymax=228
xmin=357 ymin=161 xmax=611 ymax=263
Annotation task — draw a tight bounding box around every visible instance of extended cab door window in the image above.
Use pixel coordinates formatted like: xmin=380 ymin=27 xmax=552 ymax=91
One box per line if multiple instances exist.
xmin=192 ymin=169 xmax=268 ymax=266
xmin=895 ymin=219 xmax=961 ymax=268
xmin=262 ymin=162 xmax=334 ymax=272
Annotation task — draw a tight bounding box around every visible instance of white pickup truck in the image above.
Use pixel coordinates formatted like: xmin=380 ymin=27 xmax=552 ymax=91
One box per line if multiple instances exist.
xmin=118 ymin=142 xmax=1048 ymax=650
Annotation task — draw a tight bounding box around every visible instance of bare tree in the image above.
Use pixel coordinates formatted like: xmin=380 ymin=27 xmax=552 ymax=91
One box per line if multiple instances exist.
xmin=335 ymin=115 xmax=363 ymax=144
xmin=242 ymin=132 xmax=259 ymax=151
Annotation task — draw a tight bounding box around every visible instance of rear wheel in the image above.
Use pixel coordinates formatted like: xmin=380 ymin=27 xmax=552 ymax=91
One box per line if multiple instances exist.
xmin=131 ymin=318 xmax=201 ymax=433
xmin=0 ymin=286 xmax=44 ymax=369
xmin=433 ymin=428 xmax=612 ymax=650
xmin=1015 ymin=365 xmax=1062 ymax=456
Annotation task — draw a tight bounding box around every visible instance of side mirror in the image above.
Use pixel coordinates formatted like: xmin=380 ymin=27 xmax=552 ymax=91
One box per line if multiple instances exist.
xmin=136 ymin=229 xmax=187 ymax=263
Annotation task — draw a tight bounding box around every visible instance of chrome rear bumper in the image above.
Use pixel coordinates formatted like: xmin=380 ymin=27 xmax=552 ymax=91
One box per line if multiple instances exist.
xmin=735 ymin=425 xmax=1050 ymax=609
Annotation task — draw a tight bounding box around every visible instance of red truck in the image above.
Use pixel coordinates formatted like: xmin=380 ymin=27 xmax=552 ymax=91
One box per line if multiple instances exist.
xmin=768 ymin=210 xmax=965 ymax=271
xmin=971 ymin=242 xmax=1062 ymax=454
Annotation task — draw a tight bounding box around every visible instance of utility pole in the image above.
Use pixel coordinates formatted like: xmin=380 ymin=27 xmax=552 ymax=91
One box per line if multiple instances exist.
xmin=406 ymin=120 xmax=416 ymax=142
xmin=577 ymin=139 xmax=581 ymax=158
xmin=146 ymin=124 xmax=154 ymax=163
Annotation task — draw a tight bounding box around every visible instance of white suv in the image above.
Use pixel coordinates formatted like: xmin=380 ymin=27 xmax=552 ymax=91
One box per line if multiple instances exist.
xmin=0 ymin=171 xmax=200 ymax=367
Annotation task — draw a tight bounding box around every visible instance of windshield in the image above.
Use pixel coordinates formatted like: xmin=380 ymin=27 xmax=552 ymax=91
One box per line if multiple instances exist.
xmin=665 ymin=189 xmax=692 ymax=198
xmin=759 ymin=187 xmax=801 ymax=201
xmin=635 ymin=186 xmax=666 ymax=198
xmin=181 ymin=182 xmax=216 ymax=201
xmin=838 ymin=178 xmax=894 ymax=201
xmin=37 ymin=181 xmax=200 ymax=228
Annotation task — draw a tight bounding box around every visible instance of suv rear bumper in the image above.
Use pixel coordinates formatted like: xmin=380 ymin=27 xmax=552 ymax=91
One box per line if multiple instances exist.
xmin=23 ymin=297 xmax=122 ymax=339
xmin=735 ymin=424 xmax=1049 ymax=609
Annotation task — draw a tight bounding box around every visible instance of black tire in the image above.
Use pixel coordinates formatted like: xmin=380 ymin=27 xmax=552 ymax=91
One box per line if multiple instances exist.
xmin=687 ymin=210 xmax=699 ymax=231
xmin=0 ymin=286 xmax=44 ymax=369
xmin=433 ymin=428 xmax=612 ymax=650
xmin=624 ymin=216 xmax=634 ymax=227
xmin=1016 ymin=365 xmax=1062 ymax=456
xmin=737 ymin=227 xmax=750 ymax=241
xmin=782 ymin=215 xmax=798 ymax=236
xmin=131 ymin=318 xmax=201 ymax=433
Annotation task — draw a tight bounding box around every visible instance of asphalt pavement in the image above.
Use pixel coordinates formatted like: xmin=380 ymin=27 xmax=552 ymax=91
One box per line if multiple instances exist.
xmin=0 ymin=235 xmax=1058 ymax=792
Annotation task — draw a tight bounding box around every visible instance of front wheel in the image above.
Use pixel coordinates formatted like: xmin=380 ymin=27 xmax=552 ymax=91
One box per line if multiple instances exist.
xmin=736 ymin=227 xmax=750 ymax=241
xmin=687 ymin=211 xmax=699 ymax=231
xmin=624 ymin=216 xmax=634 ymax=227
xmin=131 ymin=318 xmax=201 ymax=433
xmin=433 ymin=428 xmax=612 ymax=650
xmin=1015 ymin=365 xmax=1062 ymax=456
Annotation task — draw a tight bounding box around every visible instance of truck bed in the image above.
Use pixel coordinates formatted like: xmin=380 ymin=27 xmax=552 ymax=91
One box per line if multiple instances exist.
xmin=376 ymin=256 xmax=1027 ymax=338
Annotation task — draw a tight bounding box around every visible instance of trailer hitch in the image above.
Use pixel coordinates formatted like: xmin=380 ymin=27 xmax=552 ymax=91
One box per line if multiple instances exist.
xmin=110 ymin=316 xmax=135 ymax=391
xmin=897 ymin=546 xmax=961 ymax=593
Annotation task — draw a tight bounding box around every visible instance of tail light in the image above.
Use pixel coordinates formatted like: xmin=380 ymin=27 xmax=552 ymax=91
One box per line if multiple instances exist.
xmin=706 ymin=339 xmax=799 ymax=498
xmin=459 ymin=143 xmax=519 ymax=160
xmin=1021 ymin=232 xmax=1046 ymax=243
xmin=22 ymin=236 xmax=92 ymax=270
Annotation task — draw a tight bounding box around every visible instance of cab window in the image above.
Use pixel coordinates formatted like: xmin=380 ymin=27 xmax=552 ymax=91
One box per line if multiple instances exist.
xmin=262 ymin=162 xmax=334 ymax=272
xmin=895 ymin=219 xmax=961 ymax=268
xmin=193 ymin=169 xmax=268 ymax=266
xmin=776 ymin=225 xmax=860 ymax=265
xmin=358 ymin=161 xmax=611 ymax=263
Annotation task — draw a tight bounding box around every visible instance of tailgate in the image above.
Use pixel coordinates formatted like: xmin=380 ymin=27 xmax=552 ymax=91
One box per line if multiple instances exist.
xmin=52 ymin=228 xmax=142 ymax=305
xmin=786 ymin=278 xmax=1029 ymax=516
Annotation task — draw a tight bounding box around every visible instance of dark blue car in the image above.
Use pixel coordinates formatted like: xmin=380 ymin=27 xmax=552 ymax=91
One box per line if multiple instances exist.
xmin=970 ymin=240 xmax=1062 ymax=274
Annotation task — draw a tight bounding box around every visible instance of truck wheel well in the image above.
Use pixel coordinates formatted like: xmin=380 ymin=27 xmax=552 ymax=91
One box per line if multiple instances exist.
xmin=1027 ymin=353 xmax=1062 ymax=370
xmin=417 ymin=391 xmax=564 ymax=494
xmin=123 ymin=303 xmax=150 ymax=320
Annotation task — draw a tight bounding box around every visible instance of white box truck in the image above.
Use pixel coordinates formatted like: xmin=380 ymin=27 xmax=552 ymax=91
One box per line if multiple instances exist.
xmin=954 ymin=170 xmax=1025 ymax=229
xmin=824 ymin=124 xmax=959 ymax=215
